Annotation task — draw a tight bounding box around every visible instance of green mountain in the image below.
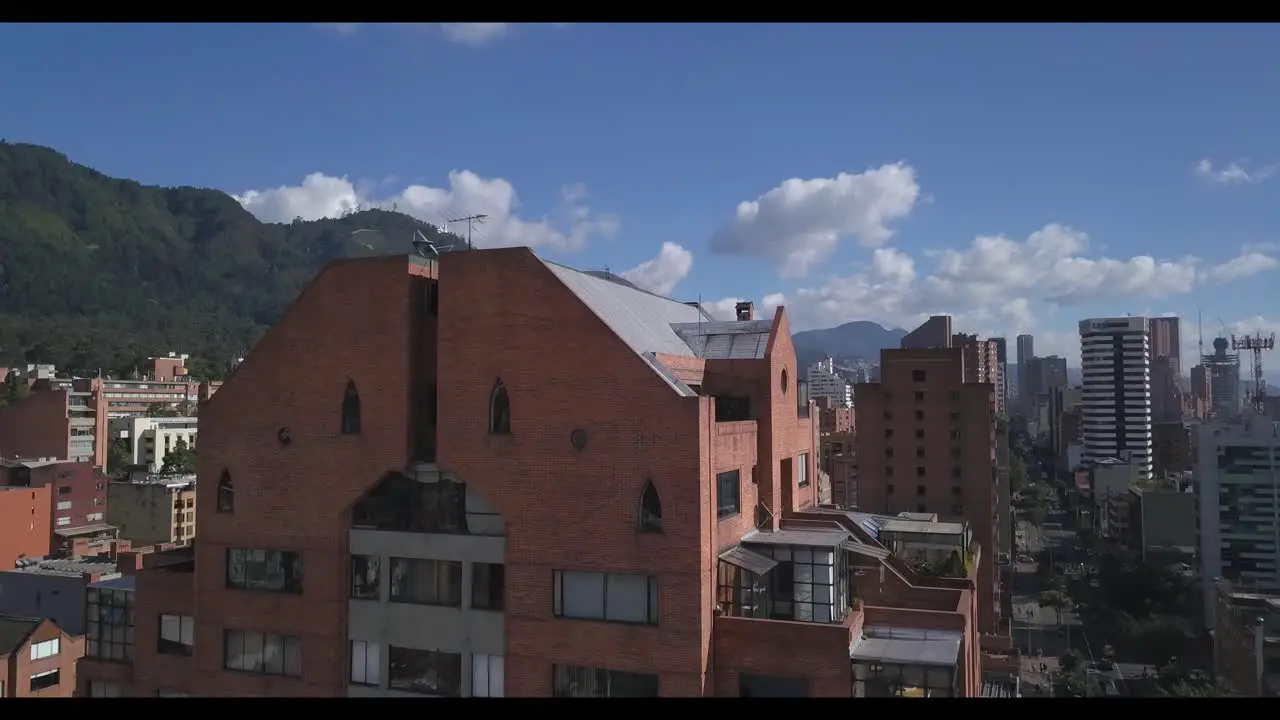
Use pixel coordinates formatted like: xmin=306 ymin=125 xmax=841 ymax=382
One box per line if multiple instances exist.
xmin=0 ymin=142 xmax=464 ymax=379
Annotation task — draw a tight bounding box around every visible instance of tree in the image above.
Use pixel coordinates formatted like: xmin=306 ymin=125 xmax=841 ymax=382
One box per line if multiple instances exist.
xmin=160 ymin=437 xmax=196 ymax=475
xmin=145 ymin=402 xmax=179 ymax=417
xmin=1010 ymin=454 xmax=1028 ymax=494
xmin=1038 ymin=589 xmax=1070 ymax=624
xmin=106 ymin=438 xmax=132 ymax=476
xmin=0 ymin=377 xmax=30 ymax=408
xmin=175 ymin=400 xmax=197 ymax=417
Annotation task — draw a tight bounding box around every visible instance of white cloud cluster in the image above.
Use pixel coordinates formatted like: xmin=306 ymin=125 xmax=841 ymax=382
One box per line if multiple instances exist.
xmin=708 ymin=163 xmax=921 ymax=278
xmin=315 ymin=22 xmax=559 ymax=47
xmin=619 ymin=242 xmax=693 ymax=295
xmin=1194 ymin=158 xmax=1275 ymax=186
xmin=234 ymin=172 xmax=619 ymax=252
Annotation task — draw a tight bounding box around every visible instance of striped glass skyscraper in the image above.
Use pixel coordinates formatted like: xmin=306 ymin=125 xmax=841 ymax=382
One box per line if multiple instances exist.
xmin=1078 ymin=317 xmax=1153 ymax=480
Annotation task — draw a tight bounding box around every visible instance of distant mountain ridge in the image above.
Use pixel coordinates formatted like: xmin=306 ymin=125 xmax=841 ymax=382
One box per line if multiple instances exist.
xmin=792 ymin=321 xmax=908 ymax=368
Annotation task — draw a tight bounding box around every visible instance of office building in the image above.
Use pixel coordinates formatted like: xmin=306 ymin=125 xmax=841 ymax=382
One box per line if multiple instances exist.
xmin=1197 ymin=417 xmax=1280 ymax=631
xmin=113 ymin=416 xmax=198 ymax=471
xmin=1078 ymin=317 xmax=1153 ymax=480
xmin=77 ymin=249 xmax=989 ymax=697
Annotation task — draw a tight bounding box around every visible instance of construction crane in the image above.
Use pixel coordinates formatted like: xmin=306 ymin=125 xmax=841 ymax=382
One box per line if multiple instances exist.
xmin=1231 ymin=332 xmax=1276 ymax=414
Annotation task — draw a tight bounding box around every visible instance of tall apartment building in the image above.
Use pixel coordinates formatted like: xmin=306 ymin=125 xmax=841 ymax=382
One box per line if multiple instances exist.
xmin=853 ymin=346 xmax=999 ymax=633
xmin=1078 ymin=317 xmax=1153 ymax=481
xmin=77 ymin=249 xmax=990 ymax=698
xmin=989 ymin=337 xmax=1008 ymax=415
xmin=1196 ymin=417 xmax=1280 ymax=632
xmin=1149 ymin=317 xmax=1185 ymax=424
xmin=954 ymin=334 xmax=1003 ymax=416
xmin=807 ymin=357 xmax=852 ymax=408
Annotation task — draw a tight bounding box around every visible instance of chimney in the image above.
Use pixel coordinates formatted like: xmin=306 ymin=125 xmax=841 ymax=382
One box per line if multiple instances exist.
xmin=735 ymin=301 xmax=754 ymax=321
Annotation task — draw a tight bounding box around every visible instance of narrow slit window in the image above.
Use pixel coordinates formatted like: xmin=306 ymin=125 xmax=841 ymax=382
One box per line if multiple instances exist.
xmin=342 ymin=380 xmax=362 ymax=435
xmin=639 ymin=480 xmax=662 ymax=533
xmin=489 ymin=380 xmax=511 ymax=435
xmin=217 ymin=471 xmax=234 ymax=514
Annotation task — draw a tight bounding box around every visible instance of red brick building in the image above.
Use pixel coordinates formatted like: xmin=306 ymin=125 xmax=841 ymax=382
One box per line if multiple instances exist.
xmin=78 ymin=249 xmax=985 ymax=697
xmin=0 ymin=615 xmax=84 ymax=697
xmin=0 ymin=485 xmax=52 ymax=570
xmin=0 ymin=458 xmax=112 ymax=553
xmin=853 ymin=345 xmax=1000 ymax=634
xmin=0 ymin=381 xmax=108 ymax=469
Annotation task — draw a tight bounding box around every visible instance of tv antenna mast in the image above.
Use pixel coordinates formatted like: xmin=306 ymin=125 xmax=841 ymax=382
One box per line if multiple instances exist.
xmin=1231 ymin=332 xmax=1275 ymax=414
xmin=446 ymin=213 xmax=488 ymax=250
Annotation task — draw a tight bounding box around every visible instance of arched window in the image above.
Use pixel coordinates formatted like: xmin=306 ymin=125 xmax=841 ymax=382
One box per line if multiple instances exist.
xmin=342 ymin=379 xmax=362 ymax=435
xmin=489 ymin=380 xmax=511 ymax=435
xmin=216 ymin=470 xmax=234 ymax=513
xmin=639 ymin=480 xmax=662 ymax=533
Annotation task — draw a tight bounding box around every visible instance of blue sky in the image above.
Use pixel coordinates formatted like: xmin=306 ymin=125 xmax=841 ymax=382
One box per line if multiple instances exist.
xmin=3 ymin=22 xmax=1279 ymax=362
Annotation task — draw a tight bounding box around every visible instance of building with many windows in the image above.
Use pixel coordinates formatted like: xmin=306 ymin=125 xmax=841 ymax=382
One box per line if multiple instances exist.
xmin=77 ymin=249 xmax=989 ymax=697
xmin=1079 ymin=317 xmax=1153 ymax=480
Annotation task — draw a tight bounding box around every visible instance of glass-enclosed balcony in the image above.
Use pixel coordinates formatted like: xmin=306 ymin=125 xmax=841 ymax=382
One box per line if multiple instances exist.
xmin=851 ymin=626 xmax=963 ymax=697
xmin=716 ymin=529 xmax=854 ymax=624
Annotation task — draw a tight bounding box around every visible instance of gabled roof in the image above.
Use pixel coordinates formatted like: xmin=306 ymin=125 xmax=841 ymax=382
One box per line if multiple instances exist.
xmin=543 ymin=260 xmax=776 ymax=395
xmin=0 ymin=615 xmax=43 ymax=656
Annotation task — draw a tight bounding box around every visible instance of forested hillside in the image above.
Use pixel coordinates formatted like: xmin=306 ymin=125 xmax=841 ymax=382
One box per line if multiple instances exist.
xmin=0 ymin=142 xmax=463 ymax=378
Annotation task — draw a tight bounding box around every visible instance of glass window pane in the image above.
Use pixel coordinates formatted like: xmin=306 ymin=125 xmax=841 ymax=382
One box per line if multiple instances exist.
xmin=263 ymin=635 xmax=285 ymax=675
xmin=181 ymin=616 xmax=194 ymax=643
xmin=561 ymin=572 xmax=605 ymax=619
xmin=473 ymin=654 xmax=489 ymax=696
xmin=161 ymin=615 xmax=181 ymax=642
xmin=490 ymin=656 xmax=504 ymax=698
xmin=351 ymin=642 xmax=367 ymax=684
xmin=605 ymin=574 xmax=648 ymax=623
xmin=365 ymin=642 xmax=379 ymax=686
xmin=243 ymin=632 xmax=264 ymax=672
xmin=793 ymin=547 xmax=813 ymax=563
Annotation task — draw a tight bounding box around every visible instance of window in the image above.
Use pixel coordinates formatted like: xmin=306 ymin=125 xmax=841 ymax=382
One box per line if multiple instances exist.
xmin=885 ymin=466 xmax=894 ymax=477
xmin=350 ymin=473 xmax=468 ymax=534
xmin=351 ymin=555 xmax=380 ymax=600
xmin=56 ymin=501 xmax=72 ymax=510
xmin=388 ymin=646 xmax=461 ymax=696
xmin=56 ymin=517 xmax=71 ymax=527
xmin=489 ymin=379 xmax=511 ymax=434
xmin=949 ymin=430 xmax=960 ymax=441
xmin=912 ymin=370 xmax=927 ymax=382
xmin=914 ymin=410 xmax=924 ymax=421
xmin=951 ymin=448 xmax=961 ymax=460
xmin=854 ymin=661 xmax=955 ymax=697
xmin=158 ymin=614 xmax=194 ymax=656
xmin=216 ymin=470 xmax=234 ymax=513
xmin=951 ymin=467 xmax=962 ymax=479
xmin=30 ymin=638 xmax=59 ymax=660
xmin=389 ymin=558 xmax=462 ymax=606
xmin=951 ymin=486 xmax=963 ymax=497
xmin=226 ymin=549 xmax=304 ymax=594
xmin=884 ymin=448 xmax=893 ymax=458
xmin=915 ymin=447 xmax=925 ymax=458
xmin=29 ymin=669 xmax=60 ymax=692
xmin=350 ymin=640 xmax=381 ymax=687
xmin=472 ymin=563 xmax=504 ymax=611
xmin=223 ymin=630 xmax=302 ymax=677
xmin=553 ymin=570 xmax=659 ymax=625
xmin=473 ymin=654 xmax=505 ymax=697
xmin=914 ymin=429 xmax=925 ymax=440
xmin=916 ymin=484 xmax=926 ymax=496
xmin=341 ymin=379 xmax=362 ymax=434
xmin=886 ymin=484 xmax=895 ymax=495
xmin=796 ymin=455 xmax=809 ymax=488
xmin=639 ymin=480 xmax=662 ymax=532
xmin=428 ymin=283 xmax=439 ymax=315
xmin=914 ymin=391 xmax=924 ymax=402
xmin=716 ymin=470 xmax=740 ymax=520
xmin=949 ymin=411 xmax=960 ymax=422
xmin=186 ymin=498 xmax=194 ymax=508
xmin=884 ymin=428 xmax=894 ymax=439
xmin=716 ymin=560 xmax=771 ymax=619
xmin=58 ymin=486 xmax=72 ymax=495
xmin=552 ymin=665 xmax=659 ymax=697
xmin=916 ymin=467 xmax=925 ymax=478
xmin=156 ymin=689 xmax=189 ymax=697
xmin=86 ymin=587 xmax=133 ymax=662
xmin=758 ymin=545 xmax=846 ymax=624
xmin=89 ymin=681 xmax=123 ymax=697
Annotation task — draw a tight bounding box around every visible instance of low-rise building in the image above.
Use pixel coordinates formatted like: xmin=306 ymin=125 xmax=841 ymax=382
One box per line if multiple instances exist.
xmin=1128 ymin=481 xmax=1196 ymax=564
xmin=0 ymin=485 xmax=53 ymax=570
xmin=0 ymin=457 xmax=113 ymax=553
xmin=1212 ymin=578 xmax=1280 ymax=696
xmin=0 ymin=556 xmax=122 ymax=635
xmin=107 ymin=474 xmax=197 ymax=545
xmin=111 ymin=416 xmax=198 ymax=471
xmin=0 ymin=615 xmax=83 ymax=697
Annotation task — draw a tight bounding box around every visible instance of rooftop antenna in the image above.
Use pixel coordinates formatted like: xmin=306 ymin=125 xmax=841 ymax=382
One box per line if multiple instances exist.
xmin=1197 ymin=308 xmax=1204 ymax=359
xmin=1232 ymin=331 xmax=1275 ymax=415
xmin=411 ymin=229 xmax=439 ymax=259
xmin=447 ymin=213 xmax=488 ymax=250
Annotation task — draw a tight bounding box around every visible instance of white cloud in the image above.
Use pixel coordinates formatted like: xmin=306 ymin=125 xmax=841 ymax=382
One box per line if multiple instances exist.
xmin=233 ymin=172 xmax=619 ymax=252
xmin=619 ymin=242 xmax=693 ymax=296
xmin=709 ymin=163 xmax=922 ymax=278
xmin=439 ymin=23 xmax=511 ymax=47
xmin=773 ymin=224 xmax=1280 ymax=341
xmin=1194 ymin=158 xmax=1275 ymax=186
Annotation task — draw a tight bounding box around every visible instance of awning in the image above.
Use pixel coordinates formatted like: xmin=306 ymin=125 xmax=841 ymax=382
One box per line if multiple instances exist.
xmin=842 ymin=539 xmax=890 ymax=560
xmin=718 ymin=546 xmax=778 ymax=576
